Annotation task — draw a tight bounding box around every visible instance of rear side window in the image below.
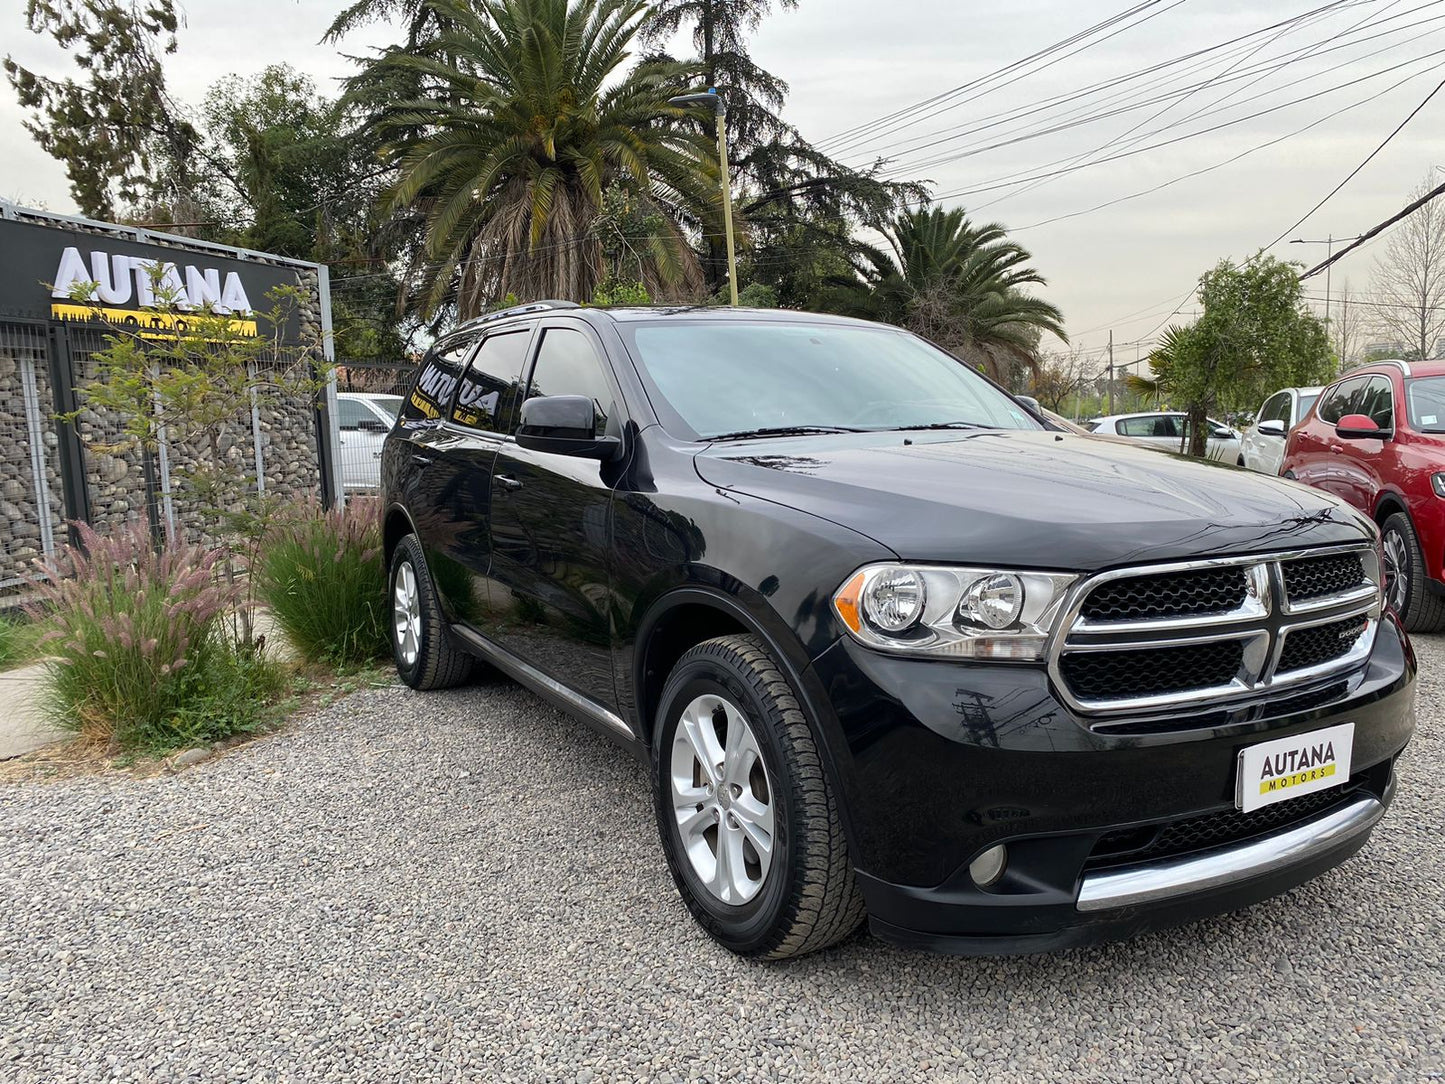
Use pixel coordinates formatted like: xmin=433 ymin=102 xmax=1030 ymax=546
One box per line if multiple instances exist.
xmin=1118 ymin=415 xmax=1178 ymax=438
xmin=451 ymin=330 xmax=532 ymax=433
xmin=525 ymin=327 xmax=616 ymax=438
xmin=1358 ymin=376 xmax=1395 ymax=428
xmin=403 ymin=338 xmax=475 ymax=421
xmin=1317 ymin=378 xmax=1363 ymax=425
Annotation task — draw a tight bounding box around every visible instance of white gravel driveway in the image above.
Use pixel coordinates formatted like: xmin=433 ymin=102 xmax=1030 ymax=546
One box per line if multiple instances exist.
xmin=2 ymin=639 xmax=1443 ymax=1083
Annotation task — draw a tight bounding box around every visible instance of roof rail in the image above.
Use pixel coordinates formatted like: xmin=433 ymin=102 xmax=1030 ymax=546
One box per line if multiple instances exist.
xmin=1366 ymin=358 xmax=1413 ymax=377
xmin=459 ymin=299 xmax=580 ymax=329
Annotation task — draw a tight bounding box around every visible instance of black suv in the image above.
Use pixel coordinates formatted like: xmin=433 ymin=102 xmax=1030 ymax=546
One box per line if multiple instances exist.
xmin=381 ymin=301 xmax=1415 ymax=958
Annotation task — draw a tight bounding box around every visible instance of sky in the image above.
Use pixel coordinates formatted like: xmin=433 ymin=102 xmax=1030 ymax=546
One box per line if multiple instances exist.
xmin=2 ymin=0 xmax=1442 ymax=374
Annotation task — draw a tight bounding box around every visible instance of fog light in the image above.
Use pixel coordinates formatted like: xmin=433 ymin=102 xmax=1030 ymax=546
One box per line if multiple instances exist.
xmin=968 ymin=844 xmax=1008 ymax=888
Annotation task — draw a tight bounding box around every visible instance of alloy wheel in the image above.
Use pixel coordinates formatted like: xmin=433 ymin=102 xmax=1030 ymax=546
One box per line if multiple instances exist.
xmin=1382 ymin=529 xmax=1409 ymax=615
xmin=669 ymin=693 xmax=776 ymax=905
xmin=393 ymin=560 xmax=422 ymax=667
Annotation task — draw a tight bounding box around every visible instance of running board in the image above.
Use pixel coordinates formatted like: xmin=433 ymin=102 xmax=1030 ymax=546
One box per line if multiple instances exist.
xmin=450 ymin=624 xmax=635 ymax=742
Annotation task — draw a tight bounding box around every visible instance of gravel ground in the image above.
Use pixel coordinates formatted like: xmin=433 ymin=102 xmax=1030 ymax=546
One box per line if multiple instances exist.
xmin=2 ymin=640 xmax=1443 ymax=1084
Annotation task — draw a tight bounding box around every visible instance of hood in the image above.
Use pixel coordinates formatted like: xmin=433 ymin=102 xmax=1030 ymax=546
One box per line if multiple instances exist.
xmin=693 ymin=430 xmax=1374 ymax=570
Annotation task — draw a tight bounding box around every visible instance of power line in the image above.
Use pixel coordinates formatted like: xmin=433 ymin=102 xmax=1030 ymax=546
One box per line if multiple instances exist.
xmin=929 ymin=41 xmax=1445 ymax=202
xmin=870 ymin=0 xmax=1393 ymax=175
xmin=1263 ymin=76 xmax=1445 ymax=249
xmin=817 ymin=0 xmax=1181 ymax=157
xmin=1300 ymin=179 xmax=1445 ymax=278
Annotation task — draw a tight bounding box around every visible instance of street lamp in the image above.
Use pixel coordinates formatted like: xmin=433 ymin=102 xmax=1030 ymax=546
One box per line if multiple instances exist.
xmin=668 ymin=88 xmax=739 ymax=306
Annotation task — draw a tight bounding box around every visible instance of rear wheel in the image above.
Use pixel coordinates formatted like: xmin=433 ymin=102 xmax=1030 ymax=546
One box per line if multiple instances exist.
xmin=652 ymin=634 xmax=864 ymax=959
xmin=1381 ymin=512 xmax=1445 ymax=632
xmin=389 ymin=534 xmax=475 ymax=689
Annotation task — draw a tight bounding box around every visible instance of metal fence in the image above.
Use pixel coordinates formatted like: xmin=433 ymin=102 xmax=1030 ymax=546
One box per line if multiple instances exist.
xmin=0 ymin=316 xmax=353 ymax=595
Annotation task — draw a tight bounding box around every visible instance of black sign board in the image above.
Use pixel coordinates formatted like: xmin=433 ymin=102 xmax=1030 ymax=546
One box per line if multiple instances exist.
xmin=0 ymin=217 xmax=310 ymax=342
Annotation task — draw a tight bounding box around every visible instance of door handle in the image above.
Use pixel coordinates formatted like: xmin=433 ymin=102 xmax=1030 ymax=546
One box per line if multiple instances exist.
xmin=495 ymin=474 xmax=523 ymax=491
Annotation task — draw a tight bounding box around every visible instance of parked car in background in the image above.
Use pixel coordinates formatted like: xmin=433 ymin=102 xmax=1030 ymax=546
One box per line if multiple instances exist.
xmin=1240 ymin=386 xmax=1322 ymax=474
xmin=337 ymin=392 xmax=404 ymax=491
xmin=1282 ymin=359 xmax=1445 ymax=630
xmin=1085 ymin=411 xmax=1242 ymax=461
xmin=381 ymin=301 xmax=1413 ymax=959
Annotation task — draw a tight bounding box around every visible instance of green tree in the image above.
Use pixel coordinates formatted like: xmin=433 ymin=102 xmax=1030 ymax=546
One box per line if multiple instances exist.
xmin=828 ymin=205 xmax=1067 ymax=384
xmin=4 ymin=0 xmax=196 ymax=219
xmin=1149 ymin=254 xmax=1334 ymax=456
xmin=351 ymin=0 xmax=719 ymax=319
xmin=643 ymin=0 xmax=921 ymax=303
xmin=191 ymin=66 xmax=405 ymax=358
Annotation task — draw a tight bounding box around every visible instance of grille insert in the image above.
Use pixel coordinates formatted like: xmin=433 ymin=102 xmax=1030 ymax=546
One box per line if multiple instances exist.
xmin=1080 ymin=566 xmax=1248 ymax=622
xmin=1277 ymin=617 xmax=1368 ymax=674
xmin=1284 ymin=553 xmax=1367 ymax=602
xmin=1088 ymin=779 xmax=1361 ymax=869
xmin=1060 ymin=640 xmax=1244 ymax=701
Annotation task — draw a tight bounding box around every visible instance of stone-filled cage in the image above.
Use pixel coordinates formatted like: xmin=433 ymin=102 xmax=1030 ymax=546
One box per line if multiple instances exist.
xmin=0 ymin=203 xmax=344 ymax=596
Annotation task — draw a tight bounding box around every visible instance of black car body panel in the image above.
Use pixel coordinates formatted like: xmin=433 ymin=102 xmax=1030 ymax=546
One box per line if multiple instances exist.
xmin=382 ymin=304 xmax=1416 ymax=954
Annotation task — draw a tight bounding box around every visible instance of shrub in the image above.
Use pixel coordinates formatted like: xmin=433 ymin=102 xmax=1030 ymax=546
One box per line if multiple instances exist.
xmin=256 ymin=498 xmax=388 ymax=666
xmin=0 ymin=614 xmax=29 ymax=670
xmin=32 ymin=520 xmax=283 ymax=751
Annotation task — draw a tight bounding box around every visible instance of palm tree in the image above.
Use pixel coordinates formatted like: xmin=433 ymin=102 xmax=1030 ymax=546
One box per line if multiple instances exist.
xmin=828 ymin=205 xmax=1067 ymax=384
xmin=356 ymin=0 xmax=719 ymax=318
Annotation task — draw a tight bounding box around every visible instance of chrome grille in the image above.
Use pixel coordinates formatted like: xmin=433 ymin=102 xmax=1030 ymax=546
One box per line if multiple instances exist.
xmin=1276 ymin=616 xmax=1369 ymax=675
xmin=1060 ymin=640 xmax=1244 ymax=700
xmin=1283 ymin=552 xmax=1367 ymax=603
xmin=1079 ymin=566 xmax=1247 ymax=622
xmin=1050 ymin=545 xmax=1381 ymax=716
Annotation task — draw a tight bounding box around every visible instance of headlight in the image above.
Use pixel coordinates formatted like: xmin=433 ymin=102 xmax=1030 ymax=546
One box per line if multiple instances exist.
xmin=832 ymin=563 xmax=1079 ymax=660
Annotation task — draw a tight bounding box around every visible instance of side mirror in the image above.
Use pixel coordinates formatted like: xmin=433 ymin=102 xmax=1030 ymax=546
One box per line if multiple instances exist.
xmin=1336 ymin=413 xmax=1390 ymax=440
xmin=1212 ymin=425 xmax=1234 ymax=439
xmin=516 ymin=395 xmax=621 ymax=460
xmin=1256 ymin=419 xmax=1286 ymax=437
xmin=1016 ymin=394 xmax=1043 ymax=415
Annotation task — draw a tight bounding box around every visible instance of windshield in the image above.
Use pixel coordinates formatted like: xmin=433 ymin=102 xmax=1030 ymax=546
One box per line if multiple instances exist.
xmin=1406 ymin=377 xmax=1445 ymax=432
xmin=370 ymin=394 xmax=404 ymax=420
xmin=621 ymin=321 xmax=1040 ymax=439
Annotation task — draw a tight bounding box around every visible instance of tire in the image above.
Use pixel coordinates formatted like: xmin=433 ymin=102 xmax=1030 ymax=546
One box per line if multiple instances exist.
xmin=1380 ymin=512 xmax=1445 ymax=632
xmin=652 ymin=634 xmax=865 ymax=959
xmin=388 ymin=534 xmax=476 ymax=690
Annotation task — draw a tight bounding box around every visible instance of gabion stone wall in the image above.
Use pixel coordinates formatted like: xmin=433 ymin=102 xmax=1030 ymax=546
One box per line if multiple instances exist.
xmin=0 ymin=333 xmax=64 ymax=589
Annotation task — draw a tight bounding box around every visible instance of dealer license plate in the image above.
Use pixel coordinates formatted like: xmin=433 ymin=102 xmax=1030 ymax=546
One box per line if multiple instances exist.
xmin=1235 ymin=723 xmax=1354 ymax=813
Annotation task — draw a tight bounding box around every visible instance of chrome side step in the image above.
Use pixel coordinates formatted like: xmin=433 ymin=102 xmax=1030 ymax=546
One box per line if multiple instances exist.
xmin=450 ymin=624 xmax=635 ymax=742
xmin=1076 ymin=795 xmax=1384 ymax=912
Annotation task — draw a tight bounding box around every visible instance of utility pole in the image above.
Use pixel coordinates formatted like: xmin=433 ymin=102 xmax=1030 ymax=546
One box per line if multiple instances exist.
xmin=1107 ymin=330 xmax=1115 ymax=415
xmin=669 ymin=87 xmax=739 ymax=306
xmin=1291 ymin=235 xmax=1359 ymax=325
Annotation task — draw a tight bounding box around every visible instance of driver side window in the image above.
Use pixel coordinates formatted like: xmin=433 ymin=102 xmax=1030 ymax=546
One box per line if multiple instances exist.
xmin=1317 ymin=378 xmax=1363 ymax=425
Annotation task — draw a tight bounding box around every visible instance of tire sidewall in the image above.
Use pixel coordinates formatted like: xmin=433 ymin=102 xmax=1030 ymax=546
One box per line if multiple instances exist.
xmin=389 ymin=540 xmax=426 ymax=688
xmin=1383 ymin=513 xmax=1421 ymax=624
xmin=653 ymin=654 xmax=798 ymax=953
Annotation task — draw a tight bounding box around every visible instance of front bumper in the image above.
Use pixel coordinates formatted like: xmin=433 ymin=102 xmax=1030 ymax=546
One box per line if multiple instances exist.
xmin=806 ymin=611 xmax=1416 ymax=954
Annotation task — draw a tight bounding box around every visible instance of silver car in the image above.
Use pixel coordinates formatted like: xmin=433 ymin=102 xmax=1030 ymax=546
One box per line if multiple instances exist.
xmin=1085 ymin=411 xmax=1242 ymax=462
xmin=1240 ymin=386 xmax=1323 ymax=475
xmin=337 ymin=392 xmax=403 ymax=491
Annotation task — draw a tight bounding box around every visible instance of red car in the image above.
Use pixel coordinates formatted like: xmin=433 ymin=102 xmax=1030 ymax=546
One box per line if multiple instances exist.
xmin=1282 ymin=358 xmax=1445 ymax=630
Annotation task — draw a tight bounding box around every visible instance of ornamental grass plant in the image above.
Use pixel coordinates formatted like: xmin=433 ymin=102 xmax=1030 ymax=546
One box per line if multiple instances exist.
xmin=255 ymin=498 xmax=388 ymax=667
xmin=32 ymin=520 xmax=284 ymax=752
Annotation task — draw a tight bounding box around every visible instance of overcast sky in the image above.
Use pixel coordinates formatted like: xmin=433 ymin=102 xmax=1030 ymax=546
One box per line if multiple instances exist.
xmin=3 ymin=0 xmax=1442 ymax=370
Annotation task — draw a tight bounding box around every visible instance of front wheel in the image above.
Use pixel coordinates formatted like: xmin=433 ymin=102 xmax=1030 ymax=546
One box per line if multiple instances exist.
xmin=652 ymin=634 xmax=864 ymax=959
xmin=1380 ymin=512 xmax=1445 ymax=632
xmin=389 ymin=534 xmax=475 ymax=689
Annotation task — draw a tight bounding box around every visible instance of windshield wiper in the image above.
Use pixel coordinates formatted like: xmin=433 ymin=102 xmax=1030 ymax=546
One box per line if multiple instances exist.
xmin=706 ymin=425 xmax=867 ymax=442
xmin=882 ymin=421 xmax=990 ymax=432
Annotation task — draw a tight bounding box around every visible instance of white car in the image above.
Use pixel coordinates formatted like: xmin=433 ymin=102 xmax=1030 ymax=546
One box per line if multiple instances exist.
xmin=1240 ymin=386 xmax=1323 ymax=476
xmin=1085 ymin=411 xmax=1242 ymax=462
xmin=336 ymin=392 xmax=403 ymax=491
